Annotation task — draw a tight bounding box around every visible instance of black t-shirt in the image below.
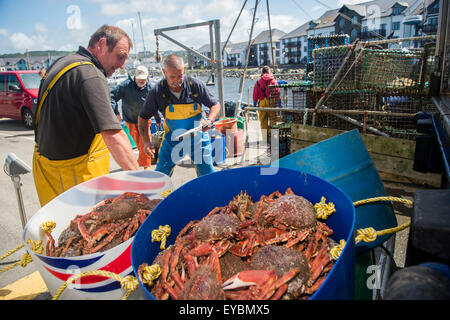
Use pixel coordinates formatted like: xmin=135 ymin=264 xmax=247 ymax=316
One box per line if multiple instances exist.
xmin=35 ymin=46 xmax=121 ymax=160
xmin=140 ymin=76 xmax=218 ymax=120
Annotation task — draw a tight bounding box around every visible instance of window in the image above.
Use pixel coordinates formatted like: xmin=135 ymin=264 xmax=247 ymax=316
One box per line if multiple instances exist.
xmin=352 ymin=16 xmax=358 ymax=25
xmin=339 ymin=18 xmax=345 ymax=28
xmin=392 ymin=6 xmax=403 ymax=15
xmin=7 ymin=74 xmax=20 ymax=91
xmin=0 ymin=74 xmax=5 ymax=92
xmin=380 ymin=24 xmax=387 ymax=30
xmin=392 ymin=22 xmax=400 ymax=31
xmin=19 ymin=73 xmax=41 ymax=90
xmin=351 ymin=29 xmax=358 ymax=39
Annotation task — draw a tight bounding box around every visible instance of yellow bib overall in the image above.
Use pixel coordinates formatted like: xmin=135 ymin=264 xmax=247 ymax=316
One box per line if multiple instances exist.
xmin=32 ymin=61 xmax=110 ymax=206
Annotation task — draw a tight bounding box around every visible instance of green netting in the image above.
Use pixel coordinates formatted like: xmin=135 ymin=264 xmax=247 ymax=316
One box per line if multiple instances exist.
xmin=360 ymin=49 xmax=423 ymax=92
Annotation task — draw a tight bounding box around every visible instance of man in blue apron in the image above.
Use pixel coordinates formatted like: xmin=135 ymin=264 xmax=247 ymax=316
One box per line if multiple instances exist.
xmin=138 ymin=54 xmax=220 ymax=177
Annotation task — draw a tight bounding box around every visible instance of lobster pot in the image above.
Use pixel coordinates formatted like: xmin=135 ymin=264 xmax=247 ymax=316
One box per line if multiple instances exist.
xmin=313 ymin=46 xmax=360 ymax=91
xmin=22 ymin=170 xmax=173 ymax=300
xmin=316 ymin=90 xmax=378 ymax=131
xmin=274 ymin=129 xmax=397 ymax=254
xmin=378 ymin=93 xmax=436 ymax=140
xmin=360 ymin=49 xmax=423 ymax=93
xmin=307 ymin=34 xmax=350 ymax=64
xmin=131 ymin=167 xmax=356 ymax=300
xmin=269 ymin=82 xmax=315 ymax=123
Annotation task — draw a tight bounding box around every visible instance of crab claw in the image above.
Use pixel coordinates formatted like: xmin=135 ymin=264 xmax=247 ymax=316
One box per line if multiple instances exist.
xmin=222 ymin=270 xmax=277 ymax=290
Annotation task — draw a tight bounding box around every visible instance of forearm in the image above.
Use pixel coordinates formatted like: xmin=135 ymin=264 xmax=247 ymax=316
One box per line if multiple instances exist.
xmin=138 ymin=116 xmax=152 ymax=144
xmin=208 ymin=103 xmax=221 ymax=122
xmin=101 ymin=129 xmax=139 ymax=170
xmin=138 ymin=116 xmax=156 ymax=157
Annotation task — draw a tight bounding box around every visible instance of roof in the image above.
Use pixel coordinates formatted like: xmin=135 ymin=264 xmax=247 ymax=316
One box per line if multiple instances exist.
xmin=198 ymin=42 xmax=228 ymax=53
xmin=226 ymin=42 xmax=248 ymax=54
xmin=252 ymin=29 xmax=286 ymax=45
xmin=314 ymin=9 xmax=340 ymax=29
xmin=280 ymin=21 xmax=310 ymax=40
xmin=350 ymin=0 xmax=417 ymax=19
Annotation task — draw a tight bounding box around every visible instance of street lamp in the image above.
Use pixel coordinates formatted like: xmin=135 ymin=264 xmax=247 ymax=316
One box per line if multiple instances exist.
xmin=3 ymin=153 xmax=32 ymax=228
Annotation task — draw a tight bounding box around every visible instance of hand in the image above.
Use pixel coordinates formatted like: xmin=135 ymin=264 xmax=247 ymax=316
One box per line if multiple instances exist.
xmin=201 ymin=118 xmax=213 ymax=132
xmin=143 ymin=141 xmax=155 ymax=158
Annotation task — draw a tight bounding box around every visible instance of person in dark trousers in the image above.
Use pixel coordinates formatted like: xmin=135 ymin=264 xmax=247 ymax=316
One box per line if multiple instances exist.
xmin=111 ymin=65 xmax=160 ymax=169
xmin=33 ymin=24 xmax=139 ymax=206
xmin=252 ymin=65 xmax=280 ymax=142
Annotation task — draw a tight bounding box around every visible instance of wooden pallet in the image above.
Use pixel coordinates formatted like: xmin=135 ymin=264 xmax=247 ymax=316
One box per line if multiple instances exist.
xmin=290 ymin=124 xmax=442 ymax=187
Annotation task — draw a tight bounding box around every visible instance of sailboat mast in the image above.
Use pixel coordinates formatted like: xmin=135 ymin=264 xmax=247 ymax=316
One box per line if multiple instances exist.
xmin=266 ymin=0 xmax=275 ymax=67
xmin=138 ymin=12 xmax=147 ymax=60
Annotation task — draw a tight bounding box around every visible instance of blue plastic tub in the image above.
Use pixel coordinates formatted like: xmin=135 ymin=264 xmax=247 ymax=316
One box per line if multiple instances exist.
xmin=210 ymin=129 xmax=226 ymax=165
xmin=273 ymin=129 xmax=397 ymax=254
xmin=131 ymin=166 xmax=356 ymax=300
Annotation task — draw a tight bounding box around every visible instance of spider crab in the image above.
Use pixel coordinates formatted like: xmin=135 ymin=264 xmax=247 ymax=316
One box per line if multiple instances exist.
xmin=46 ymin=192 xmax=161 ymax=257
xmin=142 ymin=188 xmax=337 ymax=300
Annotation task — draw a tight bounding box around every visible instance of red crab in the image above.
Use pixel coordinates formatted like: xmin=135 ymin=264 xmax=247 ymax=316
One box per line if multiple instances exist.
xmin=47 ymin=192 xmax=161 ymax=257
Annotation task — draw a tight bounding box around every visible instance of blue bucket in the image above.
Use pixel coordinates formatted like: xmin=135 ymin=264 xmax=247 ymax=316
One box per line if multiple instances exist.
xmin=273 ymin=129 xmax=397 ymax=254
xmin=210 ymin=129 xmax=226 ymax=165
xmin=131 ymin=166 xmax=355 ymax=300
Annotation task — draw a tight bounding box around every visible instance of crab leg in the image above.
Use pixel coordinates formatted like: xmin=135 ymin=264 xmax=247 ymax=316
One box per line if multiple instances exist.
xmin=258 ymin=268 xmax=299 ymax=300
xmin=309 ymin=245 xmax=332 ymax=284
xmin=286 ymin=229 xmax=310 ymax=248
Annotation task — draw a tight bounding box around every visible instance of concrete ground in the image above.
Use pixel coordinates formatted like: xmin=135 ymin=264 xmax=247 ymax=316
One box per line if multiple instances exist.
xmin=0 ymin=117 xmax=433 ymax=299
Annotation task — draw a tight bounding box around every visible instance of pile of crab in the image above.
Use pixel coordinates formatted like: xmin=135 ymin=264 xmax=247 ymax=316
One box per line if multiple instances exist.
xmin=138 ymin=188 xmax=338 ymax=300
xmin=46 ymin=192 xmax=161 ymax=257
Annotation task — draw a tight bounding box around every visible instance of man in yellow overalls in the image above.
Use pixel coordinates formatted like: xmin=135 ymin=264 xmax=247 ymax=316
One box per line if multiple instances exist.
xmin=137 ymin=54 xmax=220 ymax=177
xmin=33 ymin=25 xmax=139 ymax=207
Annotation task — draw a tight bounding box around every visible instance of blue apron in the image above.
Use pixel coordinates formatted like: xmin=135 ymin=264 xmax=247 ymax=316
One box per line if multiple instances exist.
xmin=156 ymin=101 xmax=214 ymax=177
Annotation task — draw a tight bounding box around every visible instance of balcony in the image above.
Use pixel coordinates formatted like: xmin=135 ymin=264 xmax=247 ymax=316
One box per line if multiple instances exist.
xmin=360 ymin=29 xmax=386 ymax=40
xmin=422 ymin=23 xmax=438 ymax=34
xmin=285 ymin=51 xmax=301 ymax=58
xmin=284 ymin=42 xmax=300 ymax=48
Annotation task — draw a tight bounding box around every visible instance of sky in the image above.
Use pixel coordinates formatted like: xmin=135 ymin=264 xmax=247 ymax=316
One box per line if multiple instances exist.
xmin=0 ymin=0 xmax=370 ymax=55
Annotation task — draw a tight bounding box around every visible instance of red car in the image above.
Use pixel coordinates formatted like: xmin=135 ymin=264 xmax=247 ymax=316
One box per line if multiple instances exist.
xmin=0 ymin=70 xmax=41 ymax=129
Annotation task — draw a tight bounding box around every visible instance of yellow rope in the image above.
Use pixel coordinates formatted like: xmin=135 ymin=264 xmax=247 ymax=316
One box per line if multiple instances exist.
xmin=52 ymin=270 xmax=139 ymax=300
xmin=353 ymin=196 xmax=413 ymax=207
xmin=330 ymin=239 xmax=346 ymax=260
xmin=0 ymin=239 xmax=44 ymax=274
xmin=355 ymin=222 xmax=411 ymax=244
xmin=26 ymin=239 xmax=45 ymax=255
xmin=140 ymin=264 xmax=162 ymax=286
xmin=330 ymin=196 xmax=413 ymax=259
xmin=160 ymin=188 xmax=173 ymax=198
xmin=41 ymin=220 xmax=56 ymax=233
xmin=151 ymin=225 xmax=171 ymax=250
xmin=314 ymin=196 xmax=336 ymax=220
xmin=0 ymin=243 xmax=24 ymax=261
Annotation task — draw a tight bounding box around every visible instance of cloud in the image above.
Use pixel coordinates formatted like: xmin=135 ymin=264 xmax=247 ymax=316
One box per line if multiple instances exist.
xmin=99 ymin=0 xmax=178 ymax=17
xmin=9 ymin=32 xmax=50 ymax=51
xmin=337 ymin=0 xmax=371 ymax=6
xmin=34 ymin=23 xmax=48 ymax=34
